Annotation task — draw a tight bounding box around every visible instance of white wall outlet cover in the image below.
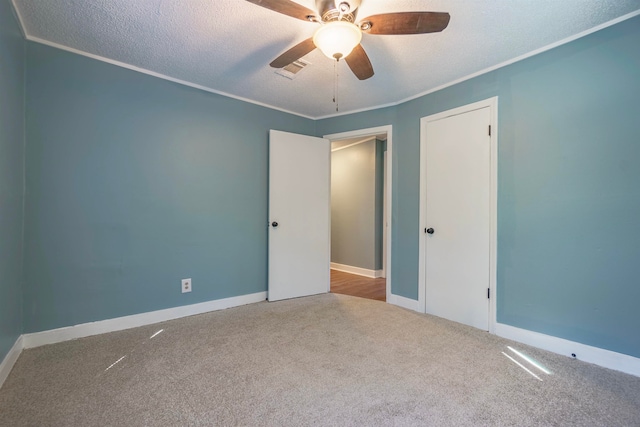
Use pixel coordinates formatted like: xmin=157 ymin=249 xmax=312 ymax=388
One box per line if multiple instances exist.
xmin=181 ymin=278 xmax=192 ymax=293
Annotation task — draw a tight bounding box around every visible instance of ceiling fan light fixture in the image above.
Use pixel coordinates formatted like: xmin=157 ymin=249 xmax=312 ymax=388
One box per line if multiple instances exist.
xmin=313 ymin=21 xmax=362 ymax=60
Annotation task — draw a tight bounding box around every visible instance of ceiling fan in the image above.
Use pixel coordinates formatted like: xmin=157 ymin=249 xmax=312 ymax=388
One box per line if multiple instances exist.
xmin=246 ymin=0 xmax=450 ymax=80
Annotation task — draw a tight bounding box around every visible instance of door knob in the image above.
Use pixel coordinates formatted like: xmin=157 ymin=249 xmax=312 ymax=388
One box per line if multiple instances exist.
xmin=271 ymin=221 xmax=279 ymax=228
xmin=426 ymin=228 xmax=434 ymax=234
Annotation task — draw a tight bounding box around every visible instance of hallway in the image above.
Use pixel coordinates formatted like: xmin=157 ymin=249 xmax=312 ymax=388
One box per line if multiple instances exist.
xmin=330 ymin=269 xmax=386 ymax=302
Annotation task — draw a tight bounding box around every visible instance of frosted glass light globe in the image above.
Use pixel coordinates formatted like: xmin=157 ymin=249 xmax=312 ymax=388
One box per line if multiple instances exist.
xmin=313 ymin=21 xmax=362 ymax=60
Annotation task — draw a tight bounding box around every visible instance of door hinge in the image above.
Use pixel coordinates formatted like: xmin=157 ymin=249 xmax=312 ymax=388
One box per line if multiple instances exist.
xmin=488 ymin=125 xmax=491 ymax=136
xmin=487 ymin=288 xmax=490 ymax=299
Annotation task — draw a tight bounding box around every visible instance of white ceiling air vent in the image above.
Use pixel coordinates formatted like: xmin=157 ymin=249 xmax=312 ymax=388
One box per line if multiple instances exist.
xmin=274 ymin=59 xmax=310 ymax=80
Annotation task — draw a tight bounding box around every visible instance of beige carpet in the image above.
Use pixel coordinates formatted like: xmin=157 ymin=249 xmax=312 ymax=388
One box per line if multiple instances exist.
xmin=1 ymin=293 xmax=639 ymax=426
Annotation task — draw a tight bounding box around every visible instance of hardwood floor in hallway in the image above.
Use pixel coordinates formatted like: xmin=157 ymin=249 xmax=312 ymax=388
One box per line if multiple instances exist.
xmin=330 ymin=269 xmax=386 ymax=302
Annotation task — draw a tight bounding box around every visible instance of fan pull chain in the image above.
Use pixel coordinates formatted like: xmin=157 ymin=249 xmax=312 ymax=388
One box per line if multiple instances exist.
xmin=332 ymin=60 xmax=336 ymax=105
xmin=333 ymin=59 xmax=340 ymax=112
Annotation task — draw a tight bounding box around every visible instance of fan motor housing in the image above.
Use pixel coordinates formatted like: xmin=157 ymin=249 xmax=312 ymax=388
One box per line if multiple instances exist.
xmin=316 ymin=0 xmax=360 ymax=22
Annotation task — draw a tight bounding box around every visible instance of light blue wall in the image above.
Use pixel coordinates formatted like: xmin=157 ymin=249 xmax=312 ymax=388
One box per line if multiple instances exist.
xmin=23 ymin=43 xmax=315 ymax=332
xmin=0 ymin=0 xmax=25 ymax=362
xmin=318 ymin=15 xmax=640 ymax=358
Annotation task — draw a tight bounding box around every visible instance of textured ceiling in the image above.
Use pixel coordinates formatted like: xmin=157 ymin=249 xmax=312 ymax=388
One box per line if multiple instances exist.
xmin=12 ymin=0 xmax=640 ymax=118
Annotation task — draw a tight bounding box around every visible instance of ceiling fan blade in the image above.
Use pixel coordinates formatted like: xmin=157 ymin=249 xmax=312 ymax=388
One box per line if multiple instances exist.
xmin=345 ymin=44 xmax=374 ymax=80
xmin=270 ymin=38 xmax=317 ymax=68
xmin=245 ymin=0 xmax=317 ymax=22
xmin=359 ymin=12 xmax=450 ymax=35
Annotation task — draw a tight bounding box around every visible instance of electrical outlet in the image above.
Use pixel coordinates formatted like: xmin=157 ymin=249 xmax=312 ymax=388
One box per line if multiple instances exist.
xmin=181 ymin=278 xmax=192 ymax=293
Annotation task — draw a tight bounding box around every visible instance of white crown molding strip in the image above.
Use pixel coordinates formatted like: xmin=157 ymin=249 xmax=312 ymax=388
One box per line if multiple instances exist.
xmin=22 ymin=291 xmax=267 ymax=349
xmin=23 ymin=35 xmax=314 ymax=121
xmin=495 ymin=323 xmax=640 ymax=378
xmin=9 ymin=0 xmax=27 ymax=38
xmin=0 ymin=335 xmax=24 ymax=389
xmin=387 ymin=294 xmax=420 ymax=312
xmin=315 ymin=9 xmax=640 ymax=120
xmin=330 ymin=262 xmax=379 ymax=279
xmin=315 ymin=99 xmax=400 ymax=121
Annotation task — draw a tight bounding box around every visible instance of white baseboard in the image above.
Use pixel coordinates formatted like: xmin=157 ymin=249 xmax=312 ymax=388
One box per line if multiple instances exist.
xmin=331 ymin=263 xmax=382 ymax=278
xmin=495 ymin=323 xmax=640 ymax=378
xmin=23 ymin=292 xmax=267 ymax=349
xmin=388 ymin=294 xmax=420 ymax=312
xmin=0 ymin=335 xmax=24 ymax=389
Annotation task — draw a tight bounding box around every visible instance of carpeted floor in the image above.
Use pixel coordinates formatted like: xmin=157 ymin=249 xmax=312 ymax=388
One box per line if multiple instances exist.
xmin=1 ymin=293 xmax=639 ymax=426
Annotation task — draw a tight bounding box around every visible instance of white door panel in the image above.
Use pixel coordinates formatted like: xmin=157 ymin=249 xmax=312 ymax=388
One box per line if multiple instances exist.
xmin=425 ymin=107 xmax=491 ymax=330
xmin=268 ymin=130 xmax=330 ymax=302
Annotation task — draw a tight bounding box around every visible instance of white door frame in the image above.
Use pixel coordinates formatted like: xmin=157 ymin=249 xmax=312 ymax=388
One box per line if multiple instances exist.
xmin=418 ymin=98 xmax=498 ymax=333
xmin=382 ymin=150 xmax=387 ymax=279
xmin=324 ymin=125 xmax=393 ymax=303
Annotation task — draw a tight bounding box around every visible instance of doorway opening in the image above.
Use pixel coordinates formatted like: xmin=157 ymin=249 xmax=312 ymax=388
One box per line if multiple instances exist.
xmin=324 ymin=126 xmax=392 ymax=302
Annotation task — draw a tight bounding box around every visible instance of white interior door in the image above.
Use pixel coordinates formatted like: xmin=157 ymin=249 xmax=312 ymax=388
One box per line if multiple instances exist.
xmin=268 ymin=130 xmax=330 ymax=302
xmin=425 ymin=107 xmax=491 ymax=330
